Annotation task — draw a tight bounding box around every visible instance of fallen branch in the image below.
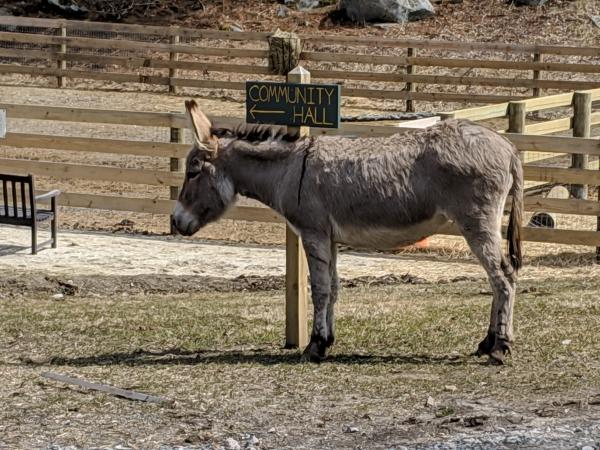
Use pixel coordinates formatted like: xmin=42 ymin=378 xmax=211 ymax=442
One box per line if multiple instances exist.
xmin=41 ymin=371 xmax=172 ymax=405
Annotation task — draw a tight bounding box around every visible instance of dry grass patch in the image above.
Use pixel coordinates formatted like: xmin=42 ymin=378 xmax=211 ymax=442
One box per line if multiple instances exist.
xmin=1 ymin=278 xmax=599 ymax=449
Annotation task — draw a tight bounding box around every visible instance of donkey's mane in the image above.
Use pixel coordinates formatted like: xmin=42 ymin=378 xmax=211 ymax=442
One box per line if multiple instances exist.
xmin=211 ymin=123 xmax=300 ymax=143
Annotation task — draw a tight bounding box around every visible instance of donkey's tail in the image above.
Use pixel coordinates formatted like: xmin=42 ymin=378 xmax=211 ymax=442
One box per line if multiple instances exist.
xmin=506 ymin=154 xmax=523 ymax=273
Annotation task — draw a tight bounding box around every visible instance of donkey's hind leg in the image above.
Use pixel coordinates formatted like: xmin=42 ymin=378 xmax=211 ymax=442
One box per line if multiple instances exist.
xmin=457 ymin=216 xmax=516 ymax=364
xmin=326 ymin=241 xmax=339 ymax=349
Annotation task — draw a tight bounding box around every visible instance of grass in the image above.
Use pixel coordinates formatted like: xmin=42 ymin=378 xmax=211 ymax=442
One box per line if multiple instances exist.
xmin=1 ymin=278 xmax=600 ymax=449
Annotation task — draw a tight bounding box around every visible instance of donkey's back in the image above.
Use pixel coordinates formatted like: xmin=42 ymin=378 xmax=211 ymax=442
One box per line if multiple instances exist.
xmin=297 ymin=120 xmax=521 ymax=250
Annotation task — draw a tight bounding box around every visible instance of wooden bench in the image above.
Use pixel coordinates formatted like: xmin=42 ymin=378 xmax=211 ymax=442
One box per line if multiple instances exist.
xmin=0 ymin=174 xmax=60 ymax=254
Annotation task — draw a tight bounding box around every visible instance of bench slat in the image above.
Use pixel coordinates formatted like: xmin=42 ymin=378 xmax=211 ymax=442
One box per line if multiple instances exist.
xmin=2 ymin=180 xmax=7 ymax=217
xmin=0 ymin=206 xmax=53 ymax=221
xmin=11 ymin=180 xmax=17 ymax=218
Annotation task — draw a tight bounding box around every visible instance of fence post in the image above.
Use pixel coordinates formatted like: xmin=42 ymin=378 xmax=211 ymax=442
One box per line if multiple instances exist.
xmin=284 ymin=66 xmax=309 ymax=350
xmin=169 ymin=118 xmax=185 ymax=234
xmin=57 ymin=24 xmax=67 ymax=88
xmin=169 ymin=27 xmax=180 ymax=94
xmin=508 ymin=100 xmax=527 ymax=164
xmin=406 ymin=47 xmax=415 ymax=113
xmin=532 ymin=52 xmax=543 ymax=98
xmin=571 ymin=91 xmax=591 ymax=200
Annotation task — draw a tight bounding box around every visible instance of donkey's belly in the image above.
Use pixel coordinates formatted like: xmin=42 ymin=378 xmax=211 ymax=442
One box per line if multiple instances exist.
xmin=332 ymin=214 xmax=447 ymax=250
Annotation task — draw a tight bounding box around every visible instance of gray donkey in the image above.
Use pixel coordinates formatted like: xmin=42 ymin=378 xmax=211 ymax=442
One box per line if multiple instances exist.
xmin=172 ymin=100 xmax=523 ymax=364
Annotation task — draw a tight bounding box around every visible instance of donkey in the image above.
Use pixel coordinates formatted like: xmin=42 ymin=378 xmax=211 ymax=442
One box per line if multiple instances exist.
xmin=172 ymin=99 xmax=523 ymax=364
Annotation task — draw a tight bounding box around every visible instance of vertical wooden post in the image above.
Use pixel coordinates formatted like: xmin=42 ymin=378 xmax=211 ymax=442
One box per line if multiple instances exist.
xmin=508 ymin=100 xmax=527 ymax=163
xmin=406 ymin=48 xmax=415 ymax=113
xmin=169 ymin=27 xmax=180 ymax=94
xmin=284 ymin=66 xmax=310 ymax=349
xmin=57 ymin=25 xmax=67 ymax=88
xmin=169 ymin=120 xmax=185 ymax=234
xmin=571 ymin=91 xmax=591 ymax=200
xmin=532 ymin=52 xmax=543 ymax=98
xmin=508 ymin=101 xmax=526 ymax=134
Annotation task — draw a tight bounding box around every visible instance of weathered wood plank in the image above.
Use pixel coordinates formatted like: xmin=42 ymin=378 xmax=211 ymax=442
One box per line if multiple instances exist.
xmin=0 ymin=47 xmax=273 ymax=75
xmin=310 ymin=69 xmax=600 ymax=90
xmin=2 ymin=133 xmax=189 ymax=158
xmin=0 ymin=32 xmax=269 ymax=58
xmin=0 ymin=158 xmax=183 ymax=186
xmin=35 ymin=191 xmax=284 ymax=223
xmin=524 ymin=118 xmax=572 ymax=135
xmin=506 ymin=134 xmax=600 ymax=156
xmin=301 ymin=35 xmax=600 ymax=57
xmin=524 ymin=166 xmax=600 ymax=185
xmin=41 ymin=372 xmax=172 ymax=404
xmin=437 ymin=223 xmax=600 ymax=246
xmin=0 ymin=15 xmax=271 ymax=41
xmin=301 ymin=52 xmax=600 ymax=73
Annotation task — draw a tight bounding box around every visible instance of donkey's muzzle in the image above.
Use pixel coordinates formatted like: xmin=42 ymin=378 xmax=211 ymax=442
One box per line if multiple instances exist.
xmin=171 ymin=202 xmax=200 ymax=236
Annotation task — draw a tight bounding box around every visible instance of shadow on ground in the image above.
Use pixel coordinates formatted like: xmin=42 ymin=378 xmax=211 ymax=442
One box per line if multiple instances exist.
xmin=17 ymin=347 xmax=473 ymax=367
xmin=0 ymin=244 xmax=29 ymax=256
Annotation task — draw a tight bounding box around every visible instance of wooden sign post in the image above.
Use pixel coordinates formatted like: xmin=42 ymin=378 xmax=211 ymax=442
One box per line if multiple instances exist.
xmin=284 ymin=66 xmax=310 ymax=350
xmin=245 ymin=67 xmax=340 ymax=349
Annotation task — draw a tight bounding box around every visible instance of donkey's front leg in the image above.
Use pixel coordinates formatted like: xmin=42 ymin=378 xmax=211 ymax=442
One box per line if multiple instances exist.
xmin=301 ymin=235 xmax=332 ymax=363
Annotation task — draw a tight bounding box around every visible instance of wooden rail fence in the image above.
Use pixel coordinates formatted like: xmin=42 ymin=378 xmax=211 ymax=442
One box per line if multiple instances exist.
xmin=1 ymin=89 xmax=599 ymax=246
xmin=1 ymin=16 xmax=599 ymax=109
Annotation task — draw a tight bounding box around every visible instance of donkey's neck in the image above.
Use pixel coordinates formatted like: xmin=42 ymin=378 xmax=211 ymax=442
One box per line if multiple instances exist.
xmin=221 ymin=142 xmax=304 ymax=213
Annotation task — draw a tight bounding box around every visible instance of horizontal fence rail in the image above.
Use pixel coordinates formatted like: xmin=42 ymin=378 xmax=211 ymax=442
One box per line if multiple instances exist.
xmin=0 ymin=16 xmax=599 ymax=109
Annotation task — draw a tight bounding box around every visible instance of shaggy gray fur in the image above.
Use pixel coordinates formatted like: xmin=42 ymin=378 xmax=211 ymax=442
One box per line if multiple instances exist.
xmin=173 ymin=100 xmax=524 ymax=364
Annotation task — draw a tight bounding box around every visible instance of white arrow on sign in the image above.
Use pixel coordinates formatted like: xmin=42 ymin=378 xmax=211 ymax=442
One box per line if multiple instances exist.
xmin=248 ymin=103 xmax=285 ymax=120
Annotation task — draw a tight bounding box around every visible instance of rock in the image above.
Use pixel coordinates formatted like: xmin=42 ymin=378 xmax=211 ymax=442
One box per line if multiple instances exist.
xmin=267 ymin=427 xmax=276 ymax=433
xmin=52 ymin=293 xmax=65 ymax=300
xmin=425 ymin=395 xmax=436 ymax=407
xmin=224 ymin=438 xmax=241 ymax=450
xmin=509 ymin=0 xmax=548 ymax=5
xmin=444 ymin=385 xmax=457 ymax=392
xmin=43 ymin=0 xmax=89 ymax=18
xmin=581 ymin=446 xmax=595 ymax=450
xmin=246 ymin=435 xmax=260 ymax=446
xmin=339 ymin=0 xmax=434 ymax=23
xmin=298 ymin=0 xmax=320 ymax=9
xmin=222 ymin=23 xmax=244 ymax=32
xmin=343 ymin=425 xmax=360 ymax=433
xmin=277 ymin=5 xmax=290 ymax=16
xmin=591 ymin=15 xmax=600 ymax=28
xmin=561 ymin=339 xmax=572 ymax=345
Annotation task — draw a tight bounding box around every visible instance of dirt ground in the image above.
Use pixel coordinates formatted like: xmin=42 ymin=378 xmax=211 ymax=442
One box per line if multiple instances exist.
xmin=1 ymin=260 xmax=600 ymax=449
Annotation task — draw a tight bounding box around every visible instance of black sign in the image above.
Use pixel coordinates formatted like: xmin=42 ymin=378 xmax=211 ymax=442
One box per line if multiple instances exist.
xmin=246 ymin=81 xmax=340 ymax=129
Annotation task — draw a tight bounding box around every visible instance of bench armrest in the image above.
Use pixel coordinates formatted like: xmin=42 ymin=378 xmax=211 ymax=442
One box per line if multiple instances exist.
xmin=35 ymin=190 xmax=61 ymax=202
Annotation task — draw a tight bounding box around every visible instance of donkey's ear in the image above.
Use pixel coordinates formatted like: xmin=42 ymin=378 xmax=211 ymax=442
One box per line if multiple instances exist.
xmin=185 ymin=100 xmax=213 ymax=150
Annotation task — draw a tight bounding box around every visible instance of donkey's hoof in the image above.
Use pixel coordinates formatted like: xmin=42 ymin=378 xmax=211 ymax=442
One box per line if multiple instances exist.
xmin=325 ymin=334 xmax=335 ymax=349
xmin=301 ymin=341 xmax=326 ymax=363
xmin=473 ymin=332 xmax=495 ymax=357
xmin=474 ymin=333 xmax=512 ymax=362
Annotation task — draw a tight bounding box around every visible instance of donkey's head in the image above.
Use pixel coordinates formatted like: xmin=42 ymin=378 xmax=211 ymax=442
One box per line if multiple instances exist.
xmin=172 ymin=100 xmax=235 ymax=236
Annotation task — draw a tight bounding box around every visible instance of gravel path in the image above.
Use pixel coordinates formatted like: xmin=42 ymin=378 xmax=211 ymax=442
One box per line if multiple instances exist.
xmin=2 ymin=226 xmax=600 ymax=284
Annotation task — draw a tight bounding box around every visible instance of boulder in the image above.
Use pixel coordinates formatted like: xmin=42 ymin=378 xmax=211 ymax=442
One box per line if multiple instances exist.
xmin=339 ymin=0 xmax=434 ymax=23
xmin=43 ymin=0 xmax=89 ymax=18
